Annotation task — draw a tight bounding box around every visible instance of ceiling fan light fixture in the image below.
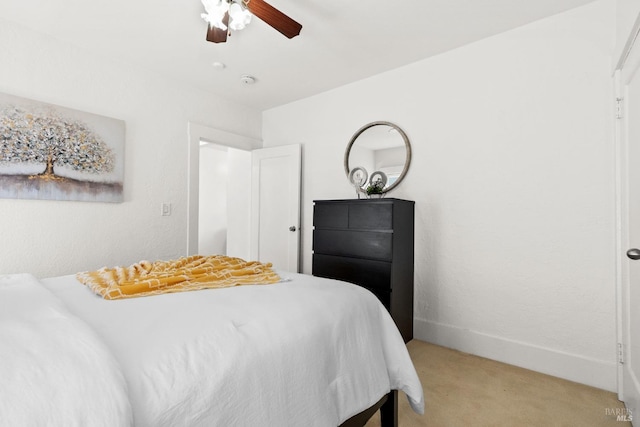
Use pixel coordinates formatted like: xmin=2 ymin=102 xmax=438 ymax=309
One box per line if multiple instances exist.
xmin=228 ymin=2 xmax=252 ymax=31
xmin=201 ymin=0 xmax=302 ymax=44
xmin=201 ymin=0 xmax=231 ymax=31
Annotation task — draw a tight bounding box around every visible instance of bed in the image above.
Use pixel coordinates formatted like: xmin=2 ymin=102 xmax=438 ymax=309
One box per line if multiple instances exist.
xmin=0 ymin=264 xmax=424 ymax=426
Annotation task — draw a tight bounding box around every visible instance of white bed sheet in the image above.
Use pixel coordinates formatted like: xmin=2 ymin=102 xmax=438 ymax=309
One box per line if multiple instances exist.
xmin=40 ymin=271 xmax=424 ymax=427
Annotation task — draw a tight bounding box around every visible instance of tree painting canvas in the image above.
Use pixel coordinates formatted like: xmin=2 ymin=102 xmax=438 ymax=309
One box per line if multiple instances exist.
xmin=0 ymin=93 xmax=124 ymax=202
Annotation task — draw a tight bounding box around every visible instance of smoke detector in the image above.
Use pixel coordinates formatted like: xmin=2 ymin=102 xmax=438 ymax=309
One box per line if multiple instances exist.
xmin=240 ymin=75 xmax=256 ymax=85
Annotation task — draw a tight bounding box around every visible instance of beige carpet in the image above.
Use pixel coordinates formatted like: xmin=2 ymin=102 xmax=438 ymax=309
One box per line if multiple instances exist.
xmin=365 ymin=340 xmax=631 ymax=427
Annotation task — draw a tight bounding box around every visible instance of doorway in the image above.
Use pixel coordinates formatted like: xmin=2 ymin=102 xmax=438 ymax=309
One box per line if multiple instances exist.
xmin=187 ymin=122 xmax=261 ymax=257
xmin=187 ymin=123 xmax=302 ymax=272
xmin=199 ymin=142 xmax=252 ymax=258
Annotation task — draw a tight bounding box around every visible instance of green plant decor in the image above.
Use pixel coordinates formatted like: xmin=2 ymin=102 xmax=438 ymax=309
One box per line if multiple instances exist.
xmin=366 ymin=180 xmax=385 ymax=195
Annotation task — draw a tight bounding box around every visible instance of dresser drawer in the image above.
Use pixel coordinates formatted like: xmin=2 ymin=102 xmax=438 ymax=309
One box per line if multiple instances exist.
xmin=313 ymin=201 xmax=393 ymax=230
xmin=312 ymin=254 xmax=392 ymax=291
xmin=313 ymin=229 xmax=392 ymax=261
xmin=313 ymin=203 xmax=348 ymax=229
xmin=348 ymin=202 xmax=393 ymax=230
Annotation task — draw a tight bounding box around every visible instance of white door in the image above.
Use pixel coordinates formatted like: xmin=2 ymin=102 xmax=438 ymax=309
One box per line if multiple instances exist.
xmin=617 ymin=18 xmax=640 ymax=422
xmin=250 ymin=144 xmax=301 ymax=272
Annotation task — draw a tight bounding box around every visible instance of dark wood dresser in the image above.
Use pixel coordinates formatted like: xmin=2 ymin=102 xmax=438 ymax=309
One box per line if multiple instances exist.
xmin=312 ymin=198 xmax=415 ymax=342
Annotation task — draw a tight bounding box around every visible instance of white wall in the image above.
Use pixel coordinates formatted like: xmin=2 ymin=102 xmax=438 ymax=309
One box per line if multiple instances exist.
xmin=263 ymin=0 xmax=617 ymax=391
xmin=0 ymin=18 xmax=262 ymax=277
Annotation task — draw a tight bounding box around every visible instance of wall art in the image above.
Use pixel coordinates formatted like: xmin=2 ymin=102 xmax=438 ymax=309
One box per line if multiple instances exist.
xmin=0 ymin=93 xmax=125 ymax=203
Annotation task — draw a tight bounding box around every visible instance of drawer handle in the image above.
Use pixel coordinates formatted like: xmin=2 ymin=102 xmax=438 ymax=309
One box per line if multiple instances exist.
xmin=289 ymin=226 xmax=297 ymax=232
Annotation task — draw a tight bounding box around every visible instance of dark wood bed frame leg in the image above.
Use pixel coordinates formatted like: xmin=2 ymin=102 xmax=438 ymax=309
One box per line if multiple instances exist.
xmin=380 ymin=390 xmax=398 ymax=427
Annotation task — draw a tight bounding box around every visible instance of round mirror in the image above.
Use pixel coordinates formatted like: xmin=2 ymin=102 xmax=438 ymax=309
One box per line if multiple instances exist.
xmin=344 ymin=121 xmax=411 ymax=195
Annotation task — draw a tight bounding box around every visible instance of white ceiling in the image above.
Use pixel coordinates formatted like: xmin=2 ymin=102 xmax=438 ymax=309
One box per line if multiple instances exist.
xmin=0 ymin=0 xmax=598 ymax=111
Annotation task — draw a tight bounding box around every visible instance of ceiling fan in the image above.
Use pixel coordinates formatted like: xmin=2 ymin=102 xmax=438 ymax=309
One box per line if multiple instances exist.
xmin=201 ymin=0 xmax=302 ymax=44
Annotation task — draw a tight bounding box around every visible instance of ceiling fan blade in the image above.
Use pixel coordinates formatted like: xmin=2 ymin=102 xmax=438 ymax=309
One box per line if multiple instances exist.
xmin=206 ymin=12 xmax=229 ymax=43
xmin=246 ymin=0 xmax=302 ymax=39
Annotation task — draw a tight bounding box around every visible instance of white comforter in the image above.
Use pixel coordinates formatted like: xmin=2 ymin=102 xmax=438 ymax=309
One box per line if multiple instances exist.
xmin=3 ymin=271 xmax=424 ymax=426
xmin=0 ymin=274 xmax=132 ymax=427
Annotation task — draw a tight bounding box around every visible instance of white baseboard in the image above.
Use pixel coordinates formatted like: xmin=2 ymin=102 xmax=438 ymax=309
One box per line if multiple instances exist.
xmin=414 ymin=318 xmax=617 ymax=392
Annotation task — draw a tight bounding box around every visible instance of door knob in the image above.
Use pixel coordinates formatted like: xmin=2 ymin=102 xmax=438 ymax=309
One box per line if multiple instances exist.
xmin=627 ymin=248 xmax=640 ymax=260
xmin=289 ymin=226 xmax=297 ymax=232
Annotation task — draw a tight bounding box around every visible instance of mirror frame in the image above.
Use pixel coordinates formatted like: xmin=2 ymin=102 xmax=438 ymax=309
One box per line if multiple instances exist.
xmin=344 ymin=121 xmax=412 ymax=194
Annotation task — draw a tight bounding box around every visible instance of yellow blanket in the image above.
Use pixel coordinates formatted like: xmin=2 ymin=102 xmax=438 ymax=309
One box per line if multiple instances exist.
xmin=76 ymin=255 xmax=281 ymax=300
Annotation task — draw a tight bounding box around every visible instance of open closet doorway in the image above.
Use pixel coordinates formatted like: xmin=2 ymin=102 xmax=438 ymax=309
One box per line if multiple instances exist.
xmin=187 ymin=123 xmax=260 ymax=259
xmin=187 ymin=123 xmax=301 ymax=272
xmin=199 ymin=142 xmax=251 ymax=258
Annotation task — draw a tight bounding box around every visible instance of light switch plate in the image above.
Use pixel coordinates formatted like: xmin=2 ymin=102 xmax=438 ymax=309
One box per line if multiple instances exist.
xmin=161 ymin=203 xmax=172 ymax=216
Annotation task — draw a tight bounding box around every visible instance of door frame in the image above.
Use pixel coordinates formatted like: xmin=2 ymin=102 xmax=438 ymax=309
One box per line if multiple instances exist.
xmin=614 ymin=11 xmax=640 ymax=404
xmin=614 ymin=68 xmax=626 ymax=401
xmin=186 ymin=122 xmax=261 ymax=255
